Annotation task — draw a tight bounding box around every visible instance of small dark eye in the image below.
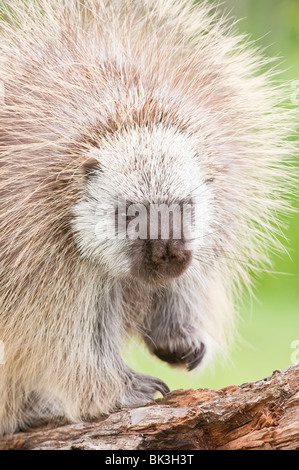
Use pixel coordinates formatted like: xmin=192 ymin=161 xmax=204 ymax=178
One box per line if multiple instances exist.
xmin=205 ymin=177 xmax=215 ymax=184
xmin=82 ymin=157 xmax=101 ymax=178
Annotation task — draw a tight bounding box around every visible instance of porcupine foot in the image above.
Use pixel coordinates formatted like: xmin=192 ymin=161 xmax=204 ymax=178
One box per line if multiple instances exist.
xmin=119 ymin=370 xmax=170 ymax=408
xmin=145 ymin=324 xmax=206 ymax=371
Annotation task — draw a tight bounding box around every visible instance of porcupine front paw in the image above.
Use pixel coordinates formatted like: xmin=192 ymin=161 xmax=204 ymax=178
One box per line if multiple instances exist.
xmin=145 ymin=326 xmax=206 ymax=371
xmin=119 ymin=371 xmax=170 ymax=408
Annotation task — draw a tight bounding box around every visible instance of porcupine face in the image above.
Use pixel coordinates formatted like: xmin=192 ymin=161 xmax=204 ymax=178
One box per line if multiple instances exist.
xmin=73 ymin=124 xmax=215 ymax=283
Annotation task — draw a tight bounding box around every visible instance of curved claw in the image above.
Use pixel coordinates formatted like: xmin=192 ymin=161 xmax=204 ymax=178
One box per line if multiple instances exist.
xmin=153 ymin=378 xmax=170 ymax=396
xmin=187 ymin=343 xmax=206 ymax=371
xmin=138 ymin=375 xmax=170 ymax=397
xmin=181 ymin=343 xmax=198 ymax=361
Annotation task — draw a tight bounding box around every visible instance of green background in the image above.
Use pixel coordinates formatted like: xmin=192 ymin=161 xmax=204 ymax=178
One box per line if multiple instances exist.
xmin=126 ymin=0 xmax=299 ymax=390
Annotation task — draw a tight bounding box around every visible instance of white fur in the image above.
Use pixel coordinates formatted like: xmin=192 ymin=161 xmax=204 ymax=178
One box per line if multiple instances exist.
xmin=72 ymin=125 xmax=215 ymax=273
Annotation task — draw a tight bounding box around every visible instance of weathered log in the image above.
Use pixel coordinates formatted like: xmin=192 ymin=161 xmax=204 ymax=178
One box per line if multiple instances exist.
xmin=0 ymin=364 xmax=298 ymax=450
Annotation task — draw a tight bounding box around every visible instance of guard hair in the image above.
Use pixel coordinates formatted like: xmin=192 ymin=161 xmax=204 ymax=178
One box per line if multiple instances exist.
xmin=0 ymin=0 xmax=297 ymax=435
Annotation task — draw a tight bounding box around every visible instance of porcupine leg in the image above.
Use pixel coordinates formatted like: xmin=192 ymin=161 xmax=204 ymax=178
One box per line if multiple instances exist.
xmin=144 ymin=277 xmax=209 ymax=371
xmin=91 ymin=285 xmax=170 ymax=410
xmin=96 ymin=323 xmax=170 ymax=407
xmin=0 ymin=371 xmax=60 ymax=435
xmin=0 ymin=298 xmax=170 ymax=434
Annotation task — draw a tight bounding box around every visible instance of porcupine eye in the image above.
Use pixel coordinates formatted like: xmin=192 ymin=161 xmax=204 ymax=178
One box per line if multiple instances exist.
xmin=205 ymin=177 xmax=215 ymax=184
xmin=82 ymin=157 xmax=102 ymax=178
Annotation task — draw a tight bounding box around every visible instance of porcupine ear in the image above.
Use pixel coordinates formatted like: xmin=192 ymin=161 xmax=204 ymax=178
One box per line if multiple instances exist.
xmin=82 ymin=157 xmax=102 ymax=178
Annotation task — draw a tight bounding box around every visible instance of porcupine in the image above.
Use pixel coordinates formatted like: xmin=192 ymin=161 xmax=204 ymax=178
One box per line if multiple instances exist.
xmin=0 ymin=0 xmax=296 ymax=435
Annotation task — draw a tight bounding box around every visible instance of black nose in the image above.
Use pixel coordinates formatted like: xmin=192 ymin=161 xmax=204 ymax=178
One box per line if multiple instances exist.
xmin=130 ymin=238 xmax=192 ymax=282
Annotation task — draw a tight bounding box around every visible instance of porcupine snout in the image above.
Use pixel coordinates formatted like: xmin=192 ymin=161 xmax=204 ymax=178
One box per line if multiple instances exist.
xmin=129 ymin=205 xmax=192 ymax=283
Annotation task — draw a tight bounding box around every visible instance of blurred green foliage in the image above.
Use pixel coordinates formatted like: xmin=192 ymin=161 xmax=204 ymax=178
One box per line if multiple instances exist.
xmin=126 ymin=0 xmax=299 ymax=390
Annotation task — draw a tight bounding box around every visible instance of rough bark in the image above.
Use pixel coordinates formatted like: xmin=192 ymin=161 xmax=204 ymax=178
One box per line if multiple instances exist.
xmin=0 ymin=364 xmax=298 ymax=450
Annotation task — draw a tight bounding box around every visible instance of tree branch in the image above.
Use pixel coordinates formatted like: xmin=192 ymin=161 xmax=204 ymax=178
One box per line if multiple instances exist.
xmin=1 ymin=364 xmax=298 ymax=450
